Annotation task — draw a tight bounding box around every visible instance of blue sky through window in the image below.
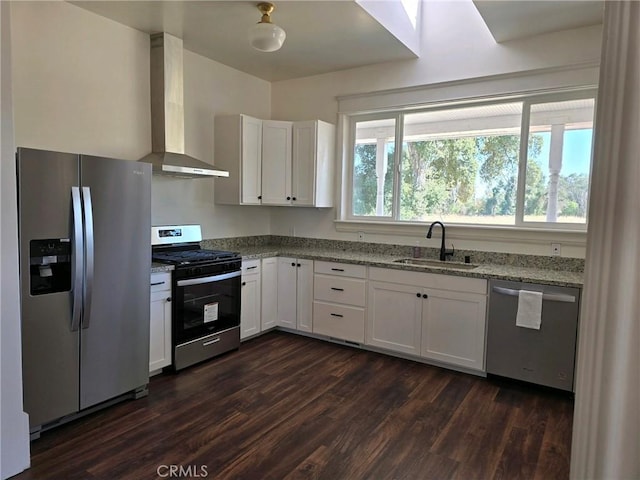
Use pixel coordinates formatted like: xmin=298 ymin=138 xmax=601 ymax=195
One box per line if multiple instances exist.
xmin=533 ymin=129 xmax=592 ymax=175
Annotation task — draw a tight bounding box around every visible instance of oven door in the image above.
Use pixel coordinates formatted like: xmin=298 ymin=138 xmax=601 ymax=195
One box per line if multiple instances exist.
xmin=173 ymin=270 xmax=241 ymax=345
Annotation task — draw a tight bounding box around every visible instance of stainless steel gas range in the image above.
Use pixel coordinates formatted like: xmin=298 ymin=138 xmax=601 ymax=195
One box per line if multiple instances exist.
xmin=152 ymin=225 xmax=241 ymax=371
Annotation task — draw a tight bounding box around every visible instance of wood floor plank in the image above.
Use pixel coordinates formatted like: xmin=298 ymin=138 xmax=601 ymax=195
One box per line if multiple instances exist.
xmin=14 ymin=332 xmax=574 ymax=480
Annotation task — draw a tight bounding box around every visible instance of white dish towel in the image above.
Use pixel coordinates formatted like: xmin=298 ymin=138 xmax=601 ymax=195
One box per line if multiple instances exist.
xmin=516 ymin=290 xmax=543 ymax=330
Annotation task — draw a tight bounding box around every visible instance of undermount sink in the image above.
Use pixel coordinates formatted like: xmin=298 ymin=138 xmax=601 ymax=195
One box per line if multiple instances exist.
xmin=393 ymin=258 xmax=479 ymax=270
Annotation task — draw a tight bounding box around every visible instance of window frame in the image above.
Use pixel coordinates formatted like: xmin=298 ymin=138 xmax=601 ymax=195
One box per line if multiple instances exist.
xmin=344 ymin=89 xmax=597 ymax=231
xmin=347 ymin=111 xmax=403 ymax=223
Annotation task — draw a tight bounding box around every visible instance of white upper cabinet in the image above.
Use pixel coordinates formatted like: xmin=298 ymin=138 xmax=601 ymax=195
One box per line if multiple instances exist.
xmin=292 ymin=121 xmax=335 ymax=208
xmin=214 ymin=114 xmax=262 ymax=205
xmin=261 ymin=120 xmax=293 ymax=205
xmin=214 ymin=116 xmax=335 ymax=207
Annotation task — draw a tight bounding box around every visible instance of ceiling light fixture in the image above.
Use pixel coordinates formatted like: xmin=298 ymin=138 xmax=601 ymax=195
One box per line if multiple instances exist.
xmin=248 ymin=2 xmax=286 ymax=52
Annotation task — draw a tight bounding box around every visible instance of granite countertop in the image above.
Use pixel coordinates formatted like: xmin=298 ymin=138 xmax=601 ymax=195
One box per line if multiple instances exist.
xmin=151 ymin=262 xmax=174 ymax=274
xmin=235 ymin=245 xmax=583 ymax=288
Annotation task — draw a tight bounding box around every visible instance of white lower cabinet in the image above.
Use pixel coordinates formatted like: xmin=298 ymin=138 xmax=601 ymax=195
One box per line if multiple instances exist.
xmin=241 ymin=260 xmax=261 ymax=340
xmin=277 ymin=257 xmax=313 ymax=332
xmin=237 ymin=257 xmax=488 ymax=373
xmin=367 ymin=281 xmax=422 ymax=355
xmin=367 ymin=267 xmax=488 ymax=371
xmin=313 ymin=261 xmax=367 ymax=343
xmin=150 ymin=272 xmax=172 ymax=373
xmin=421 ymin=288 xmax=487 ymax=371
xmin=261 ymin=257 xmax=278 ymax=330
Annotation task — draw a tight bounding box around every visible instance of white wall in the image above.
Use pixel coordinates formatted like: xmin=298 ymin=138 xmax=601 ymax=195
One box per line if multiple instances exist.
xmin=10 ymin=1 xmax=273 ymax=241
xmin=11 ymin=2 xmax=150 ymax=160
xmin=270 ymin=0 xmax=603 ymax=257
xmin=1 ymin=2 xmax=30 ymax=478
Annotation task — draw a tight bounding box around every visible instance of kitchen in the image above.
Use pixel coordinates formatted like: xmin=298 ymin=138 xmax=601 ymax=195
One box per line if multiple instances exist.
xmin=1 ymin=1 xmax=638 ymax=479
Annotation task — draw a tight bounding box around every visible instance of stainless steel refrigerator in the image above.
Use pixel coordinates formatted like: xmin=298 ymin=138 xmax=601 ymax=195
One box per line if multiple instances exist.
xmin=17 ymin=147 xmax=152 ymax=434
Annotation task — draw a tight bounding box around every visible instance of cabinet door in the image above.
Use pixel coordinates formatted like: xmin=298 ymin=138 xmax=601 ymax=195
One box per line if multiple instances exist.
xmin=262 ymin=120 xmax=292 ymax=205
xmin=296 ymin=259 xmax=314 ymax=332
xmin=422 ymin=289 xmax=487 ymax=371
xmin=149 ymin=289 xmax=172 ymax=373
xmin=261 ymin=258 xmax=278 ymax=330
xmin=292 ymin=121 xmax=316 ymax=206
xmin=241 ymin=115 xmax=263 ymax=204
xmin=241 ymin=273 xmax=261 ymax=340
xmin=367 ymin=281 xmax=422 ymax=355
xmin=277 ymin=257 xmax=297 ymax=328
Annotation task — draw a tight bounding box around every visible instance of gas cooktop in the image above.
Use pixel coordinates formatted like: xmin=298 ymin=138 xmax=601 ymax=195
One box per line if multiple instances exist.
xmin=152 ymin=248 xmax=240 ymax=266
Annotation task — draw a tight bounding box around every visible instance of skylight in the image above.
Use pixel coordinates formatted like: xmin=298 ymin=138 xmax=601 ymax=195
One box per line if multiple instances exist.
xmin=401 ymin=0 xmax=419 ymax=30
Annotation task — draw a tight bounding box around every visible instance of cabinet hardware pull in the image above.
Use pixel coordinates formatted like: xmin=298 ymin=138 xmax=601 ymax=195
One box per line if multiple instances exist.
xmin=291 ymin=262 xmax=296 ymax=266
xmin=331 ymin=287 xmax=344 ymax=291
xmin=292 ymin=197 xmax=297 ymax=201
xmin=330 ymin=313 xmax=343 ymax=318
xmin=150 ymin=281 xmax=165 ymax=286
xmin=166 ymin=297 xmax=171 ymax=302
xmin=246 ymin=266 xmax=257 ymax=270
xmin=331 ymin=268 xmax=344 ymax=272
xmin=297 ymin=263 xmax=301 ymax=267
xmin=286 ymin=196 xmax=291 ymax=200
xmin=416 ymin=293 xmax=421 ymax=297
xmin=422 ymin=294 xmax=428 ymax=299
xmin=258 ymin=195 xmax=262 ymax=200
xmin=242 ymin=282 xmax=246 ymax=286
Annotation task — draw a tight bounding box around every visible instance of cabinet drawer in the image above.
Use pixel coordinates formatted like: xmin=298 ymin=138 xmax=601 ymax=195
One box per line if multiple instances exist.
xmin=315 ymin=261 xmax=366 ymax=278
xmin=242 ymin=259 xmax=261 ymax=275
xmin=313 ymin=301 xmax=365 ymax=343
xmin=314 ymin=274 xmax=366 ymax=307
xmin=369 ymin=267 xmax=487 ymax=295
xmin=150 ymin=272 xmax=171 ymax=292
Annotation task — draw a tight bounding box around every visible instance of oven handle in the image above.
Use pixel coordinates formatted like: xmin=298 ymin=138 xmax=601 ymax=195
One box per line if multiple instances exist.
xmin=177 ymin=270 xmax=241 ymax=287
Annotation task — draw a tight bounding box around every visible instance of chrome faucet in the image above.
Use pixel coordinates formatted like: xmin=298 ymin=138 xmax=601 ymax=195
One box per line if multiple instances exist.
xmin=426 ymin=221 xmax=454 ymax=261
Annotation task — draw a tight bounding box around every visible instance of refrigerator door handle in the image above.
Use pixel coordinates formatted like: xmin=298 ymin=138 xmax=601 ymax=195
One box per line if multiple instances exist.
xmin=71 ymin=187 xmax=84 ymax=332
xmin=81 ymin=187 xmax=95 ymax=329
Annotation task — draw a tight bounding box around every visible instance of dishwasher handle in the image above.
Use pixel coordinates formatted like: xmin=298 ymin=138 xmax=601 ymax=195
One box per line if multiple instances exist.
xmin=492 ymin=286 xmax=576 ymax=303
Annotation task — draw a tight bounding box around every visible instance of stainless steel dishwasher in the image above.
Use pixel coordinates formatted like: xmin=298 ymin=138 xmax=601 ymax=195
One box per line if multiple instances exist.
xmin=486 ymin=279 xmax=581 ymax=391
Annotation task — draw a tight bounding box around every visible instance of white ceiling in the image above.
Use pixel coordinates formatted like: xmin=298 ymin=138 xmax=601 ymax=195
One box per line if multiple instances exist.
xmin=472 ymin=0 xmax=603 ymax=43
xmin=70 ymin=0 xmax=604 ymax=83
xmin=70 ymin=0 xmax=418 ymax=82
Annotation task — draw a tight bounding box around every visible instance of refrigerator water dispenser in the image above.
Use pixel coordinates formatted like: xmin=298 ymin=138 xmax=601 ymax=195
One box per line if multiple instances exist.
xmin=29 ymin=239 xmax=71 ymax=295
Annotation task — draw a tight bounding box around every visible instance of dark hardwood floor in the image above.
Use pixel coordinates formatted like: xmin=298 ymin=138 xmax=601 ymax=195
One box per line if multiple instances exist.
xmin=14 ymin=332 xmax=574 ymax=480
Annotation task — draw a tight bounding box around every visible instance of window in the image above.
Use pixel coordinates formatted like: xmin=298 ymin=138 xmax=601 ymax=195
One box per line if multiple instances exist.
xmin=352 ymin=117 xmax=396 ymax=217
xmin=524 ymin=98 xmax=595 ymax=224
xmin=347 ymin=90 xmax=596 ymax=229
xmin=400 ymin=103 xmax=522 ymax=224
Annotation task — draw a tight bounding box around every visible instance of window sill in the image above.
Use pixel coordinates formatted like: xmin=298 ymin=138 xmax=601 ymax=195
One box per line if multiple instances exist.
xmin=334 ymin=219 xmax=587 ymax=250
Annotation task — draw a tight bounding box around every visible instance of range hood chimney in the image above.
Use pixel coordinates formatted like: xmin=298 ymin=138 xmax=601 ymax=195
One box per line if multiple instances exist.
xmin=140 ymin=33 xmax=229 ymax=178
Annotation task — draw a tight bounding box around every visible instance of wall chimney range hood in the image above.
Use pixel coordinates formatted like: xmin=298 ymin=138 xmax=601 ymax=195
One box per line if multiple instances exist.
xmin=140 ymin=33 xmax=229 ymax=178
